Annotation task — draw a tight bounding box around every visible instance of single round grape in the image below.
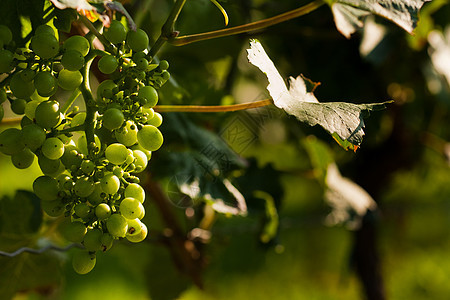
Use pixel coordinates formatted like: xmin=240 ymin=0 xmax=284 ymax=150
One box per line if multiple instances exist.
xmin=138 ymin=86 xmax=158 ymax=108
xmin=137 ymin=125 xmax=163 ymax=151
xmin=126 ymin=29 xmax=149 ymax=52
xmin=61 ymin=221 xmax=87 ymax=243
xmin=72 ymin=250 xmax=96 ymax=275
xmin=102 ymin=107 xmax=124 ymax=130
xmin=35 ymin=24 xmax=55 ymax=36
xmin=96 ymin=80 xmax=117 ymax=101
xmin=115 ymin=120 xmax=138 ymax=147
xmin=126 ymin=222 xmax=147 ymax=243
xmin=131 ymin=144 xmax=152 ymax=161
xmin=0 ymin=89 xmax=7 ymax=104
xmin=81 ymin=159 xmax=95 ymax=175
xmin=74 ymin=177 xmax=95 ymax=197
xmin=74 ymin=202 xmax=90 ymax=218
xmin=41 ymin=198 xmax=65 ymax=217
xmin=21 ymin=117 xmax=33 ymax=128
xmin=98 ymin=55 xmax=118 ymax=74
xmin=0 ymin=128 xmax=25 ymax=155
xmin=10 ymin=72 xmax=35 ymax=99
xmin=31 ymin=33 xmax=59 ymax=59
xmin=125 ymin=149 xmax=135 ymax=165
xmin=0 ymin=25 xmax=12 ymax=45
xmin=20 ymin=69 xmax=36 ymax=82
xmin=10 ymin=99 xmax=26 ymax=115
xmin=77 ymin=134 xmax=101 ymax=155
xmin=159 ymin=60 xmax=169 ymax=71
xmin=126 ymin=218 xmax=143 ymax=236
xmin=58 ymin=69 xmax=82 ymax=90
xmin=132 ymin=149 xmax=148 ymax=173
xmin=106 ymin=213 xmax=128 ymax=238
xmin=100 ymin=233 xmax=114 ymax=252
xmin=11 ymin=148 xmax=35 ymax=169
xmin=24 ymin=100 xmax=40 ymax=120
xmin=63 ymin=35 xmax=90 ymax=57
xmin=124 ymin=183 xmax=145 ymax=203
xmin=37 ymin=154 xmax=62 ymax=175
xmin=104 ymin=20 xmax=127 ymax=44
xmin=0 ymin=49 xmax=14 ymax=73
xmin=60 ymin=145 xmax=82 ymax=168
xmin=120 ymin=197 xmax=144 ymax=219
xmin=100 ymin=173 xmax=120 ymax=194
xmin=88 ymin=182 xmax=105 ymax=206
xmin=160 ymin=70 xmax=170 ymax=81
xmin=132 ymin=51 xmax=146 ymax=61
xmin=34 ymin=71 xmax=57 ymax=96
xmin=105 ymin=143 xmax=128 ymax=165
xmin=83 ymin=228 xmax=103 ymax=252
xmin=95 ymin=203 xmax=111 ymax=220
xmin=61 ymin=50 xmax=85 ymax=71
xmin=21 ymin=124 xmax=46 ymax=151
xmin=147 ymin=112 xmax=163 ymax=127
xmin=33 ymin=175 xmax=59 ymax=201
xmin=134 ymin=58 xmax=148 ymax=71
xmin=41 ymin=137 xmax=65 ymax=160
xmin=35 ymin=100 xmax=60 ymax=129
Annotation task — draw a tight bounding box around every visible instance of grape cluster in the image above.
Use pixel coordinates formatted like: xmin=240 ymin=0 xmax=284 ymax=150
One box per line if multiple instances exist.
xmin=0 ymin=20 xmax=169 ymax=274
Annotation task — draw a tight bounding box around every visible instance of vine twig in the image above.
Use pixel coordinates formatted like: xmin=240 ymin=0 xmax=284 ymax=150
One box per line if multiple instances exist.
xmin=154 ymin=99 xmax=273 ymax=113
xmin=0 ymin=243 xmax=83 ymax=257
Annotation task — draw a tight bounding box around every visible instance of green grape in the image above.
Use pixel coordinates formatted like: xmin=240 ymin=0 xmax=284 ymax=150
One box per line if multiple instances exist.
xmin=95 ymin=203 xmax=111 ymax=220
xmin=81 ymin=159 xmax=96 ymax=175
xmin=132 ymin=51 xmax=146 ymax=62
xmin=115 ymin=120 xmax=138 ymax=147
xmin=24 ymin=100 xmax=40 ymax=120
xmin=0 ymin=128 xmax=25 ymax=155
xmin=96 ymin=80 xmax=117 ymax=100
xmin=10 ymin=72 xmax=35 ymax=99
xmin=33 ymin=175 xmax=59 ymax=201
xmin=35 ymin=100 xmax=60 ymax=129
xmin=20 ymin=69 xmax=36 ymax=82
xmin=72 ymin=250 xmax=96 ymax=275
xmin=88 ymin=182 xmax=105 ymax=206
xmin=106 ymin=213 xmax=128 ymax=238
xmin=38 ymin=154 xmax=62 ymax=175
xmin=98 ymin=55 xmax=118 ymax=74
xmin=42 ymin=137 xmax=65 ymax=160
xmin=120 ymin=197 xmax=144 ymax=219
xmin=159 ymin=60 xmax=169 ymax=71
xmin=100 ymin=233 xmax=114 ymax=252
xmin=126 ymin=29 xmax=149 ymax=52
xmin=61 ymin=221 xmax=87 ymax=243
xmin=138 ymin=86 xmax=158 ymax=108
xmin=0 ymin=89 xmax=7 ymax=103
xmin=105 ymin=143 xmax=128 ymax=165
xmin=102 ymin=107 xmax=124 ymax=130
xmin=132 ymin=149 xmax=147 ymax=173
xmin=61 ymin=49 xmax=85 ymax=71
xmin=77 ymin=134 xmax=101 ymax=155
xmin=41 ymin=198 xmax=65 ymax=217
xmin=126 ymin=222 xmax=147 ymax=243
xmin=83 ymin=228 xmax=103 ymax=251
xmin=112 ymin=166 xmax=124 ymax=178
xmin=56 ymin=174 xmax=72 ymax=190
xmin=10 ymin=99 xmax=27 ymax=115
xmin=103 ymin=20 xmax=127 ymax=44
xmin=100 ymin=173 xmax=120 ymax=194
xmin=58 ymin=69 xmax=82 ymax=90
xmin=71 ymin=112 xmax=86 ymax=128
xmin=21 ymin=124 xmax=46 ymax=151
xmin=74 ymin=177 xmax=95 ymax=197
xmin=124 ymin=183 xmax=145 ymax=203
xmin=20 ymin=116 xmax=33 ymax=128
xmin=137 ymin=125 xmax=163 ymax=151
xmin=34 ymin=71 xmax=57 ymax=96
xmin=0 ymin=49 xmax=14 ymax=73
xmin=35 ymin=24 xmax=55 ymax=36
xmin=11 ymin=148 xmax=35 ymax=169
xmin=31 ymin=33 xmax=60 ymax=59
xmin=135 ymin=58 xmax=148 ymax=71
xmin=131 ymin=144 xmax=152 ymax=161
xmin=147 ymin=112 xmax=163 ymax=127
xmin=0 ymin=25 xmax=12 ymax=45
xmin=126 ymin=218 xmax=143 ymax=236
xmin=63 ymin=35 xmax=90 ymax=57
xmin=74 ymin=202 xmax=91 ymax=218
xmin=60 ymin=145 xmax=82 ymax=168
xmin=125 ymin=149 xmax=135 ymax=165
xmin=142 ymin=107 xmax=155 ymax=121
xmin=160 ymin=70 xmax=170 ymax=81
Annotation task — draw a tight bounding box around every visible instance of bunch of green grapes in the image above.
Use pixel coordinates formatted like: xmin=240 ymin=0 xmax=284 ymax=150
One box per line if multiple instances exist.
xmin=0 ymin=19 xmax=169 ymax=274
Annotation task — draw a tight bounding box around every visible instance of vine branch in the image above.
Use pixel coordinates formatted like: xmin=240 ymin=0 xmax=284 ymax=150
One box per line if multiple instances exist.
xmin=154 ymin=99 xmax=273 ymax=113
xmin=0 ymin=243 xmax=83 ymax=257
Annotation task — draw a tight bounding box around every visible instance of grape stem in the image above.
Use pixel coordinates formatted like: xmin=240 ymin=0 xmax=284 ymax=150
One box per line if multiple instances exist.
xmin=154 ymin=99 xmax=273 ymax=113
xmin=60 ymin=88 xmax=81 ymax=115
xmin=78 ymin=14 xmax=113 ymax=52
xmin=169 ymin=0 xmax=325 ymax=46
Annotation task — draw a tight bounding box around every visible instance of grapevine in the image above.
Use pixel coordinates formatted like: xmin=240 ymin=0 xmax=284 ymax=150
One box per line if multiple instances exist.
xmin=0 ymin=15 xmax=169 ymax=274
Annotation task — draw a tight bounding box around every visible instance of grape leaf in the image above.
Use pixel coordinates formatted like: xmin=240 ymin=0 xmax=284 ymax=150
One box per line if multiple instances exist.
xmin=247 ymin=39 xmax=391 ymax=150
xmin=326 ymin=0 xmax=431 ymax=38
